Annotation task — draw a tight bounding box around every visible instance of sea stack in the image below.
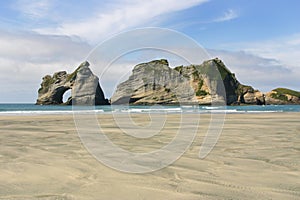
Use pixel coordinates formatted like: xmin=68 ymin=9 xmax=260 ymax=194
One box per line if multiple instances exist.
xmin=111 ymin=58 xmax=267 ymax=105
xmin=36 ymin=61 xmax=109 ymax=105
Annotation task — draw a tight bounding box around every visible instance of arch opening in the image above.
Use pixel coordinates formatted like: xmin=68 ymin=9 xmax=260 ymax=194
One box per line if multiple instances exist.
xmin=63 ymin=89 xmax=72 ymax=104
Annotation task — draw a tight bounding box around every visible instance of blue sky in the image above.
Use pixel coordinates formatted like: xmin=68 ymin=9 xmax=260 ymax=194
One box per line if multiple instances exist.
xmin=0 ymin=0 xmax=299 ymax=102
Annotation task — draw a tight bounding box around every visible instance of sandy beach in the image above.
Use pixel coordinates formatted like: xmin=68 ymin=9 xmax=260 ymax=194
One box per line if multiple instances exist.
xmin=0 ymin=113 xmax=299 ymax=199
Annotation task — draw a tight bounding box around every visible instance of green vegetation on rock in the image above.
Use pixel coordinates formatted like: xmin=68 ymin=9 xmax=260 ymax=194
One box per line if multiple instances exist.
xmin=270 ymin=93 xmax=288 ymax=101
xmin=273 ymin=88 xmax=300 ymax=98
xmin=38 ymin=76 xmax=55 ymax=93
xmin=192 ymin=71 xmax=199 ymax=79
xmin=270 ymin=88 xmax=300 ymax=101
xmin=196 ymin=90 xmax=208 ymax=96
xmin=196 ymin=79 xmax=208 ymax=96
xmin=174 ymin=65 xmax=183 ymax=73
xmin=236 ymin=84 xmax=254 ymax=95
xmin=43 ymin=77 xmax=55 ymax=87
xmin=66 ymin=66 xmax=81 ymax=82
xmin=159 ymin=59 xmax=169 ymax=66
xmin=198 ymin=79 xmax=204 ymax=89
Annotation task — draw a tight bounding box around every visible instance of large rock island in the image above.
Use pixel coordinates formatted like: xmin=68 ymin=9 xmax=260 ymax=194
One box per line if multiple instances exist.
xmin=111 ymin=58 xmax=300 ymax=105
xmin=37 ymin=58 xmax=300 ymax=105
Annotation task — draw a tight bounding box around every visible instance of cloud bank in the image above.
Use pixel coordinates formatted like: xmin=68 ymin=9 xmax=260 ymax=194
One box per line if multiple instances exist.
xmin=34 ymin=0 xmax=208 ymax=44
xmin=0 ymin=30 xmax=91 ymax=102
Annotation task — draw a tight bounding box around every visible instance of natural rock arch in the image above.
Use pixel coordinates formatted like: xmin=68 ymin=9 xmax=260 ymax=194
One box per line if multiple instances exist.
xmin=36 ymin=61 xmax=109 ymax=105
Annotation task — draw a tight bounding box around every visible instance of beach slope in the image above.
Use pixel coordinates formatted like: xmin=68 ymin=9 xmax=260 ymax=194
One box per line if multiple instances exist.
xmin=0 ymin=113 xmax=299 ymax=199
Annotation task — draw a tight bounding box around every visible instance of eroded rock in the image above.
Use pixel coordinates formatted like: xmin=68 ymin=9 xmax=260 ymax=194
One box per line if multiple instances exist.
xmin=111 ymin=58 xmax=262 ymax=105
xmin=36 ymin=61 xmax=109 ymax=105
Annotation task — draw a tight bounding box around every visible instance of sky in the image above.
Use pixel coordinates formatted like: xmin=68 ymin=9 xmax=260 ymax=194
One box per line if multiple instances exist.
xmin=0 ymin=0 xmax=299 ymax=103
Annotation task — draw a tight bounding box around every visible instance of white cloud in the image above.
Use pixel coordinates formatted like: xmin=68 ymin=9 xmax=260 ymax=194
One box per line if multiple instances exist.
xmin=0 ymin=30 xmax=90 ymax=62
xmin=0 ymin=30 xmax=92 ymax=102
xmin=239 ymin=34 xmax=300 ymax=69
xmin=213 ymin=9 xmax=238 ymax=22
xmin=209 ymin=33 xmax=300 ymax=92
xmin=208 ymin=49 xmax=300 ymax=92
xmin=35 ymin=0 xmax=208 ymax=44
xmin=13 ymin=0 xmax=54 ymax=19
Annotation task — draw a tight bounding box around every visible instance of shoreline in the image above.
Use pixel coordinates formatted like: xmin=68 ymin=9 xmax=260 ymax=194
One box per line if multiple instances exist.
xmin=0 ymin=111 xmax=293 ymax=116
xmin=1 ymin=104 xmax=300 ymax=116
xmin=0 ymin=109 xmax=299 ymax=116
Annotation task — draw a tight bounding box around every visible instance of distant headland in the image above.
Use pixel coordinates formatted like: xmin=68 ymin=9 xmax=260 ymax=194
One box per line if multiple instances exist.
xmin=36 ymin=58 xmax=300 ymax=105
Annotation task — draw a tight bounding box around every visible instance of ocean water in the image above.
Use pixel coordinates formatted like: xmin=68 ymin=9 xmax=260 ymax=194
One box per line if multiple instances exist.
xmin=0 ymin=104 xmax=300 ymax=115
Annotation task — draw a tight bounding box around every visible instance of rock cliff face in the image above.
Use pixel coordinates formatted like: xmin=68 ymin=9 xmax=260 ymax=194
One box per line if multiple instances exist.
xmin=111 ymin=58 xmax=267 ymax=105
xmin=110 ymin=59 xmax=198 ymax=105
xmin=36 ymin=61 xmax=109 ymax=105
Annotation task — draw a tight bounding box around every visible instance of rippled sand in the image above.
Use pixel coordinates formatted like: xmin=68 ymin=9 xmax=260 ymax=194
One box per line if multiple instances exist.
xmin=0 ymin=113 xmax=299 ymax=199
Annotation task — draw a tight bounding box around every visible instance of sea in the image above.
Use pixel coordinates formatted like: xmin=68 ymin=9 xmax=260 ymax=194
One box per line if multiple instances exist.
xmin=0 ymin=104 xmax=300 ymax=115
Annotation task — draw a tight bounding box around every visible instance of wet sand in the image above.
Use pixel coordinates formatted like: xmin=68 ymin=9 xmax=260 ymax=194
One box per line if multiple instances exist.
xmin=0 ymin=113 xmax=299 ymax=199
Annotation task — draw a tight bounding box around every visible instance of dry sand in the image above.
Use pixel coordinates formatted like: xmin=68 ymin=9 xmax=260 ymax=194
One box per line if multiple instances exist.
xmin=0 ymin=113 xmax=299 ymax=199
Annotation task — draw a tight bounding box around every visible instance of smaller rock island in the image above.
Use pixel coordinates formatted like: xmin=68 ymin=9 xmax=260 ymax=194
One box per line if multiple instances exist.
xmin=36 ymin=61 xmax=109 ymax=105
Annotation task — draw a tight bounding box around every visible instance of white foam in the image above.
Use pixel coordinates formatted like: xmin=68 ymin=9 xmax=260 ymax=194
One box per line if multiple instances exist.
xmin=200 ymin=109 xmax=239 ymax=113
xmin=0 ymin=110 xmax=104 ymax=115
xmin=127 ymin=108 xmax=182 ymax=113
xmin=245 ymin=110 xmax=283 ymax=113
xmin=202 ymin=106 xmax=225 ymax=110
xmin=0 ymin=107 xmax=289 ymax=115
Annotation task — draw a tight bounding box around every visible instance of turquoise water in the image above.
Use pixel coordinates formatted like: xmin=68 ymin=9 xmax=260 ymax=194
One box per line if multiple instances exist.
xmin=0 ymin=104 xmax=300 ymax=115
